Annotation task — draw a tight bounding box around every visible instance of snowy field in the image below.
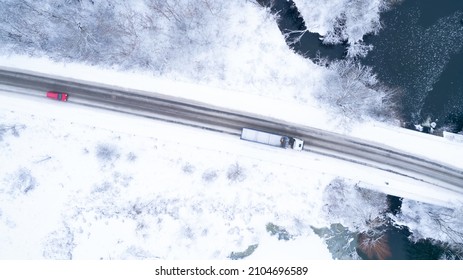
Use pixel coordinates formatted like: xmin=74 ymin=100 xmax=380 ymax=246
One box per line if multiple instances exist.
xmin=0 ymin=91 xmax=335 ymax=259
xmin=1 ymin=0 xmax=463 ymax=260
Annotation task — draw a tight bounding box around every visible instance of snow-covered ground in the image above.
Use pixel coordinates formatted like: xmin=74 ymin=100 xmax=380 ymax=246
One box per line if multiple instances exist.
xmin=0 ymin=91 xmax=335 ymax=259
xmin=1 ymin=0 xmax=463 ymax=260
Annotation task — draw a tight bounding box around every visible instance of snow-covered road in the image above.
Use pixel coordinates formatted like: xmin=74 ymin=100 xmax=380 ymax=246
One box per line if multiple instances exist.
xmin=1 ymin=67 xmax=463 ymax=207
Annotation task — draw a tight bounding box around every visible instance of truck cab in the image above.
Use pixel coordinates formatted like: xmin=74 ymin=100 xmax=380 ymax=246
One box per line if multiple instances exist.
xmin=289 ymin=137 xmax=304 ymax=151
xmin=280 ymin=136 xmax=304 ymax=151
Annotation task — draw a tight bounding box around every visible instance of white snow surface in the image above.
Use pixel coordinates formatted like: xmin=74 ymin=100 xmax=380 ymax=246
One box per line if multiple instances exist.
xmin=1 ymin=0 xmax=462 ymax=259
xmin=0 ymin=91 xmax=335 ymax=259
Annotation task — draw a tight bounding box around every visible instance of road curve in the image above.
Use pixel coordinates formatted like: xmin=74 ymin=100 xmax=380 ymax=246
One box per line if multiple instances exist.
xmin=1 ymin=66 xmax=463 ymax=205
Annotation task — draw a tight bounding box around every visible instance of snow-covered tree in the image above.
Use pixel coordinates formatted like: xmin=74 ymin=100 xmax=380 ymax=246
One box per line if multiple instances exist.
xmin=393 ymin=200 xmax=463 ymax=245
xmin=0 ymin=0 xmax=225 ymax=68
xmin=315 ymin=59 xmax=398 ymax=126
xmin=321 ymin=178 xmax=389 ymax=233
xmin=293 ymin=0 xmax=402 ymax=57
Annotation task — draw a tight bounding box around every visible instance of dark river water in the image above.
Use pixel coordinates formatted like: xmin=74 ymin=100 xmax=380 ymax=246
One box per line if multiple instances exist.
xmin=260 ymin=0 xmax=463 ymax=132
xmin=362 ymin=0 xmax=463 ymax=131
xmin=259 ymin=0 xmax=463 ymax=259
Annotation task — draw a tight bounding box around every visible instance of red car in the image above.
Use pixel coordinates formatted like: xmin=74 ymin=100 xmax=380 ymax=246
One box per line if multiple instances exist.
xmin=46 ymin=91 xmax=68 ymax=101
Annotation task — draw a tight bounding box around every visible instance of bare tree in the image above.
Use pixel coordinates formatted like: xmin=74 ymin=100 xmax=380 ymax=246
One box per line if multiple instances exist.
xmin=424 ymin=208 xmax=463 ymax=244
xmin=393 ymin=200 xmax=463 ymax=246
xmin=322 ymin=178 xmax=389 ymax=234
xmin=0 ymin=0 xmax=227 ymax=73
xmin=315 ymin=59 xmax=398 ymax=127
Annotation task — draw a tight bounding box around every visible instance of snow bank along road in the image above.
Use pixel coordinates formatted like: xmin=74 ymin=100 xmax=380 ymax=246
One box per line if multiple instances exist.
xmin=1 ymin=66 xmax=463 ymax=207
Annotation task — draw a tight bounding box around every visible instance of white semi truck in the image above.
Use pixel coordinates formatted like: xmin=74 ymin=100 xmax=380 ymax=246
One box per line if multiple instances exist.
xmin=240 ymin=128 xmax=304 ymax=151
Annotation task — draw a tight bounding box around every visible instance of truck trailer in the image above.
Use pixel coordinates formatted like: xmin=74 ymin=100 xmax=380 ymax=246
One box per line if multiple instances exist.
xmin=240 ymin=128 xmax=304 ymax=151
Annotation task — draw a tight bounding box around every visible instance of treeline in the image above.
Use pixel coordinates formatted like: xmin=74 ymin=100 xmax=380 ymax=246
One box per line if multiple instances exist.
xmin=0 ymin=0 xmax=225 ymax=70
